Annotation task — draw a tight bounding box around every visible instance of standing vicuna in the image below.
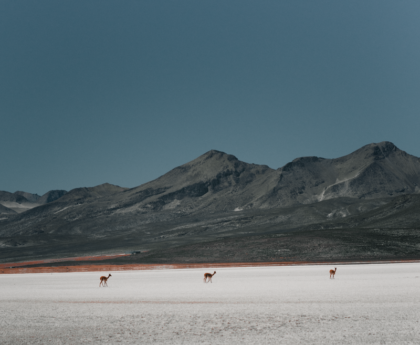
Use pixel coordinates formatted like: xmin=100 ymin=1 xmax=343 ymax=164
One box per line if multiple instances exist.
xmin=329 ymin=267 xmax=337 ymax=279
xmin=99 ymin=274 xmax=112 ymax=287
xmin=203 ymin=271 xmax=216 ymax=283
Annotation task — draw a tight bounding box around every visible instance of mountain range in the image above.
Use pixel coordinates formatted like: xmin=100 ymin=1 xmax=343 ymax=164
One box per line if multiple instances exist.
xmin=1 ymin=141 xmax=420 ymax=265
xmin=0 ymin=190 xmax=67 ymax=213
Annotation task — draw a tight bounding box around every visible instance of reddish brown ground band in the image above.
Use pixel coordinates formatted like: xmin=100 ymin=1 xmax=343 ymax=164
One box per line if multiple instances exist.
xmin=1 ymin=259 xmax=420 ymax=274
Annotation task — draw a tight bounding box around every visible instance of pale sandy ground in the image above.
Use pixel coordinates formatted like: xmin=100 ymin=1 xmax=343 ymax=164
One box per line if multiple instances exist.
xmin=1 ymin=263 xmax=420 ymax=344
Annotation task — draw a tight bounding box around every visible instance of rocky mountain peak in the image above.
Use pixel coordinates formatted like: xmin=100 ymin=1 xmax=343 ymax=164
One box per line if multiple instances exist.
xmin=369 ymin=141 xmax=398 ymax=157
xmin=280 ymin=156 xmax=325 ymax=172
xmin=198 ymin=150 xmax=238 ymax=163
xmin=351 ymin=141 xmax=399 ymax=160
xmin=37 ymin=190 xmax=67 ymax=204
xmin=13 ymin=191 xmax=40 ymax=203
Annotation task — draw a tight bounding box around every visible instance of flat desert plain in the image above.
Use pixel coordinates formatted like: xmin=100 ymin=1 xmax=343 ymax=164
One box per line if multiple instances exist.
xmin=1 ymin=263 xmax=419 ymax=344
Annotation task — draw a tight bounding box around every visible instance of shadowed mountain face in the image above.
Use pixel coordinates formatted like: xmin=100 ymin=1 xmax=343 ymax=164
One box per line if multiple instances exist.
xmin=13 ymin=191 xmax=41 ymax=203
xmin=1 ymin=141 xmax=420 ymax=263
xmin=37 ymin=190 xmax=67 ymax=204
xmin=0 ymin=191 xmax=31 ymax=203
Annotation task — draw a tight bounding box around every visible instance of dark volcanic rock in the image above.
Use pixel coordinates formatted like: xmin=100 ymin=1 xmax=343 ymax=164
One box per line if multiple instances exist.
xmin=38 ymin=190 xmax=68 ymax=204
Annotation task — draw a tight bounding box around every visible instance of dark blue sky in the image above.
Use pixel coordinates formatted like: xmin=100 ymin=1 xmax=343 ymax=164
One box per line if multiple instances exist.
xmin=1 ymin=1 xmax=420 ymax=195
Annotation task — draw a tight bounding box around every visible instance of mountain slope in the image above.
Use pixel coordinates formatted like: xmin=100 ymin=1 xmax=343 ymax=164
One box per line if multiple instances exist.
xmin=1 ymin=142 xmax=420 ymax=235
xmin=108 ymin=141 xmax=420 ymax=215
xmin=304 ymin=193 xmax=420 ymax=230
xmin=107 ymin=150 xmax=274 ymax=214
xmin=0 ymin=203 xmax=16 ymax=215
xmin=0 ymin=191 xmax=29 ymax=203
xmin=259 ymin=141 xmax=420 ymax=207
xmin=0 ymin=191 xmax=38 ymax=213
xmin=13 ymin=191 xmax=41 ymax=203
xmin=0 ymin=189 xmax=68 ymax=213
xmin=1 ymin=141 xmax=420 ymax=263
xmin=37 ymin=190 xmax=68 ymax=204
